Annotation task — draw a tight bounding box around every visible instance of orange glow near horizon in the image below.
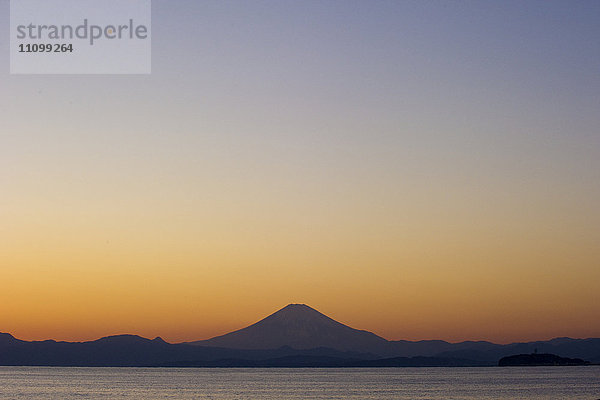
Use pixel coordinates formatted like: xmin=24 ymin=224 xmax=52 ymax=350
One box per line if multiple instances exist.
xmin=2 ymin=181 xmax=599 ymax=344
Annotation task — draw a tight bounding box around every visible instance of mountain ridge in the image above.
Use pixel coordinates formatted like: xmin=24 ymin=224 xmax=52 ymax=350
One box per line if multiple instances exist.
xmin=2 ymin=304 xmax=599 ymax=366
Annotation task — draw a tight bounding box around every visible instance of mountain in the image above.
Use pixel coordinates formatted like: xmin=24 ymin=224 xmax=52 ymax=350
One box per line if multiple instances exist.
xmin=189 ymin=304 xmax=600 ymax=363
xmin=189 ymin=304 xmax=392 ymax=355
xmin=0 ymin=333 xmax=19 ymax=345
xmin=2 ymin=304 xmax=599 ymax=366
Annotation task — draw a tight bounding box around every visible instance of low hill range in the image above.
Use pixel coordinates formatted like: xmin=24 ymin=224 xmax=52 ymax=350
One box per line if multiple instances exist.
xmin=1 ymin=304 xmax=598 ymax=367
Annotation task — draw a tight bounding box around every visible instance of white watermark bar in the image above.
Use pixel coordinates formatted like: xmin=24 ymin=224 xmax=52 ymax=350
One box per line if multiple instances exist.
xmin=10 ymin=0 xmax=151 ymax=74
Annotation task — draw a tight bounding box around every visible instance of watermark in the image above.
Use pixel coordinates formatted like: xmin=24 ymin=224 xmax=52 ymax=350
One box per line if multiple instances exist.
xmin=10 ymin=0 xmax=151 ymax=74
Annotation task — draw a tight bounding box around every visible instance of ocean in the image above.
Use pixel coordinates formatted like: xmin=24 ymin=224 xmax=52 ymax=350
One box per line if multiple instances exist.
xmin=0 ymin=366 xmax=598 ymax=399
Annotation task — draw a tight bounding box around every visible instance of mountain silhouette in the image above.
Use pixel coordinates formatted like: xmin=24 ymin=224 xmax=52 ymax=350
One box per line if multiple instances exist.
xmin=190 ymin=304 xmax=392 ymax=355
xmin=2 ymin=304 xmax=600 ymax=366
xmin=0 ymin=333 xmax=378 ymax=367
xmin=189 ymin=304 xmax=600 ymax=362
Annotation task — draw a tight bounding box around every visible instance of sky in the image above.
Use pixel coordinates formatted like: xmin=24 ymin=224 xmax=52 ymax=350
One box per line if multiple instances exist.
xmin=0 ymin=0 xmax=599 ymax=344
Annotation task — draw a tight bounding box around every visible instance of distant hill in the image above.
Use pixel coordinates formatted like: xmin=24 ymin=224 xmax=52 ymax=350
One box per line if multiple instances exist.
xmin=499 ymin=353 xmax=590 ymax=366
xmin=0 ymin=331 xmax=487 ymax=367
xmin=433 ymin=338 xmax=600 ymax=364
xmin=0 ymin=333 xmax=379 ymax=367
xmin=2 ymin=304 xmax=600 ymax=366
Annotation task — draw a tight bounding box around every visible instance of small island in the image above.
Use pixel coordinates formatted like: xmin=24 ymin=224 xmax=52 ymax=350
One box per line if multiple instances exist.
xmin=498 ymin=353 xmax=590 ymax=367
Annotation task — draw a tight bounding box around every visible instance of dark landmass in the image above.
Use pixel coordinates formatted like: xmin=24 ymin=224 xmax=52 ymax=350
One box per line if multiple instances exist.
xmin=498 ymin=353 xmax=590 ymax=366
xmin=188 ymin=305 xmax=600 ymax=365
xmin=162 ymin=355 xmax=488 ymax=368
xmin=0 ymin=332 xmax=487 ymax=367
xmin=2 ymin=304 xmax=599 ymax=367
xmin=191 ymin=304 xmax=391 ymax=355
xmin=0 ymin=333 xmax=378 ymax=367
xmin=0 ymin=333 xmax=488 ymax=367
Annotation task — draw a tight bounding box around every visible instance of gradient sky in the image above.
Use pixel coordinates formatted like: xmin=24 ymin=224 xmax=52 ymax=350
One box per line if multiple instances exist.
xmin=1 ymin=0 xmax=599 ymax=344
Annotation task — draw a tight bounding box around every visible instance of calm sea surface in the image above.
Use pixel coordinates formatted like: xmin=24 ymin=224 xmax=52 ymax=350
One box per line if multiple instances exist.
xmin=0 ymin=366 xmax=599 ymax=399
